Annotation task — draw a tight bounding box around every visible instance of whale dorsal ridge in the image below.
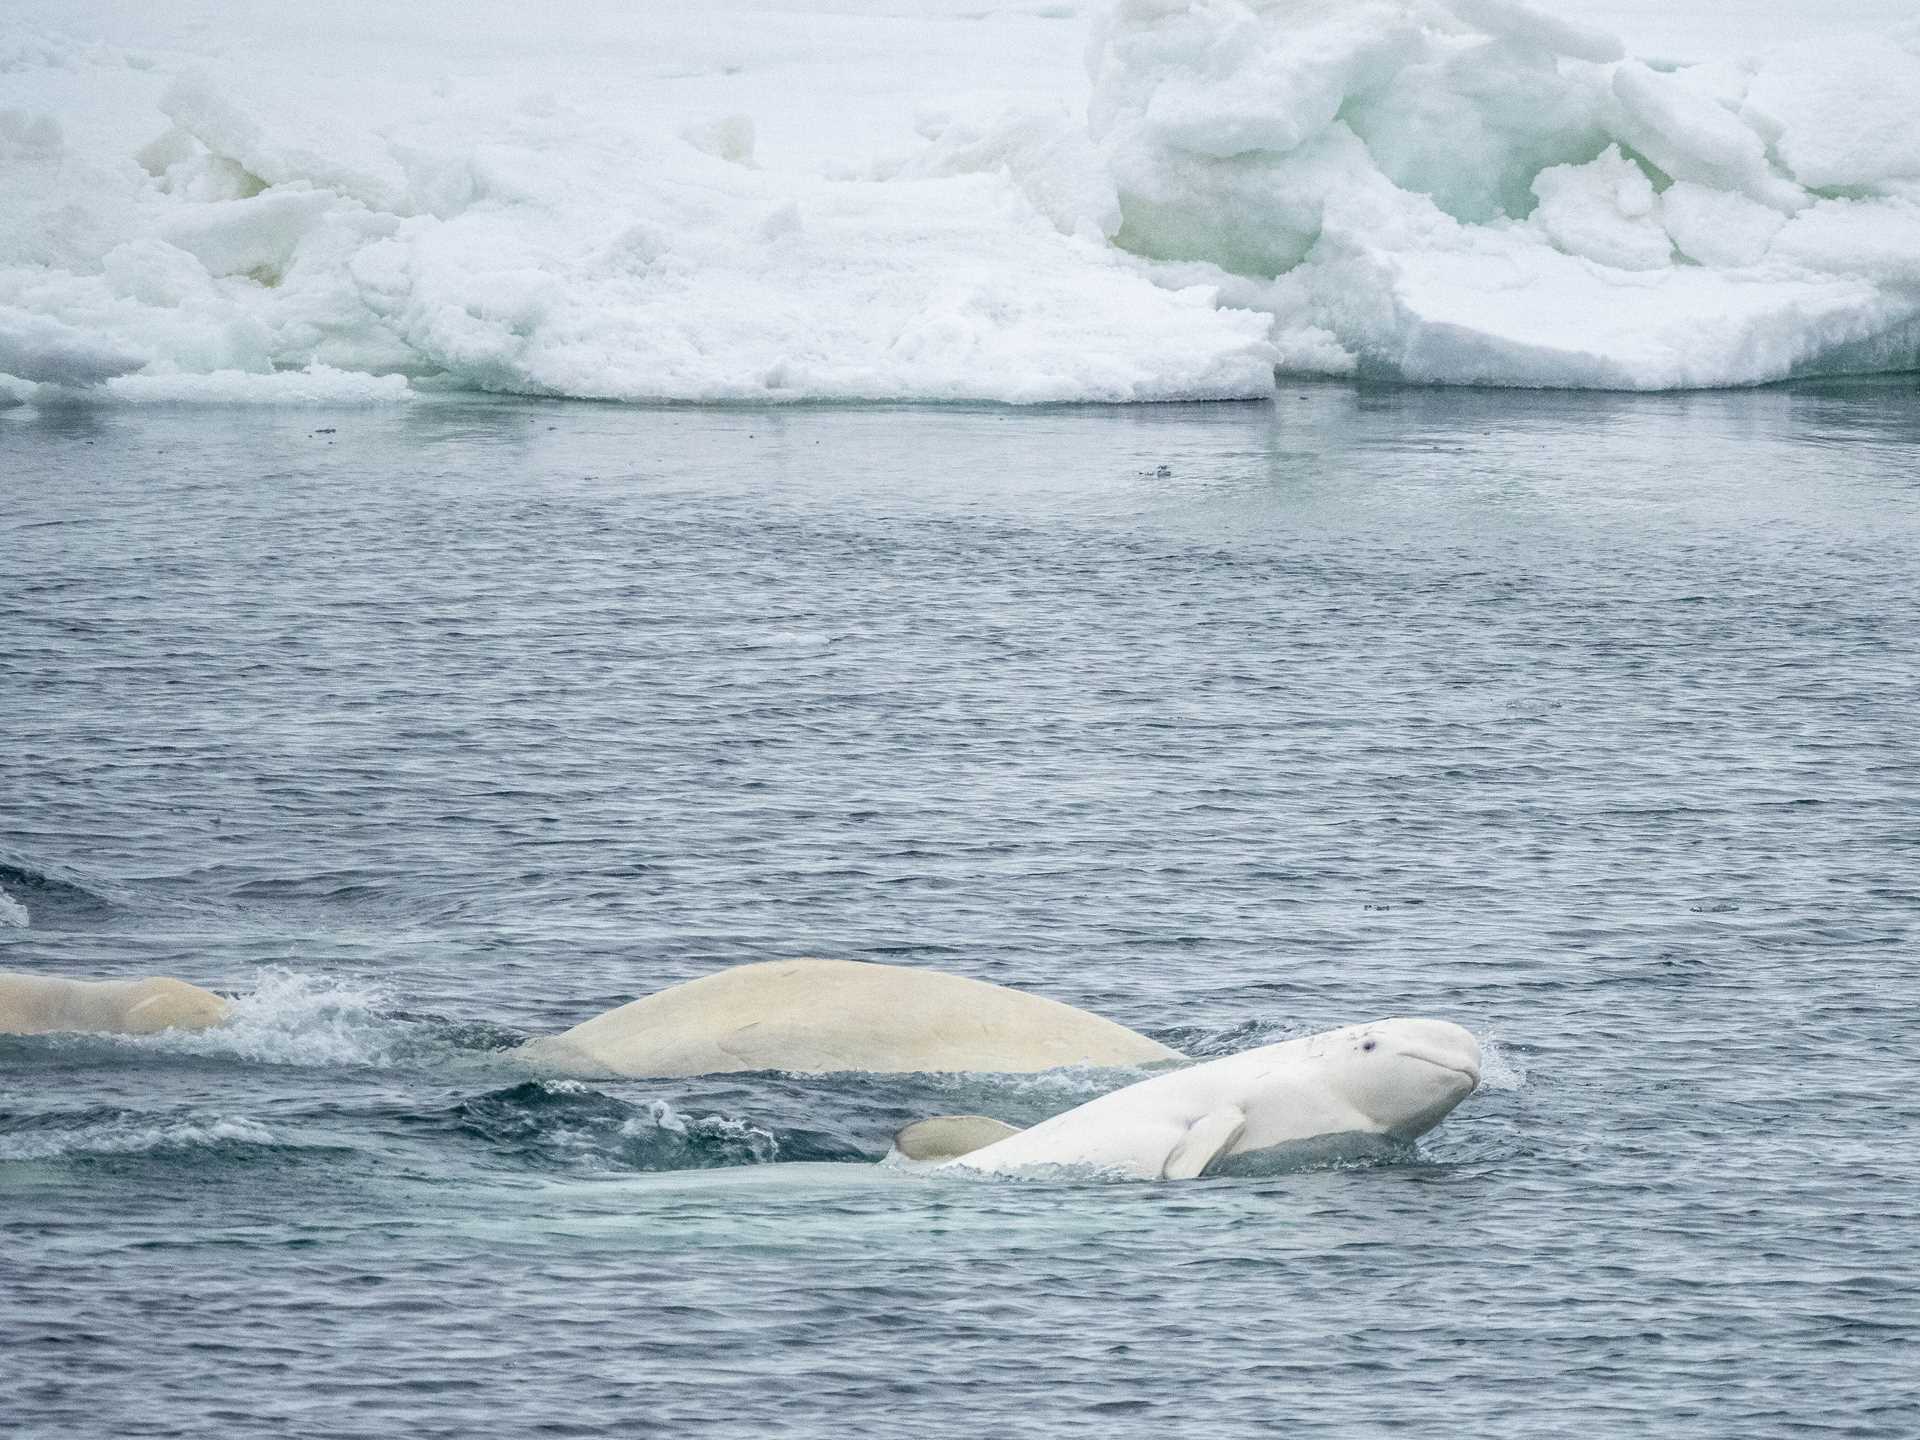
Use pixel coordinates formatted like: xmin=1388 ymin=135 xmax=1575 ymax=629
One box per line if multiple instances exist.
xmin=893 ymin=1115 xmax=1022 ymax=1162
xmin=1161 ymin=1106 xmax=1247 ymax=1180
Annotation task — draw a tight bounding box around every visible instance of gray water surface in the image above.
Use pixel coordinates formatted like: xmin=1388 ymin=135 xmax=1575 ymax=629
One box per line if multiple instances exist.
xmin=3 ymin=383 xmax=1918 ymax=1437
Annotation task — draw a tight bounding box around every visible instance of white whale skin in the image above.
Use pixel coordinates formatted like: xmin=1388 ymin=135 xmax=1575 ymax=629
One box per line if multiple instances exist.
xmin=514 ymin=958 xmax=1182 ymax=1077
xmin=0 ymin=972 xmax=231 ymax=1036
xmin=917 ymin=1017 xmax=1482 ymax=1181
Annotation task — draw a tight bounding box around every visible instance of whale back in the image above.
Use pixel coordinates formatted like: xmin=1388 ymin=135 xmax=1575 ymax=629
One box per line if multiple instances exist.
xmin=0 ymin=972 xmax=230 ymax=1036
xmin=515 ymin=958 xmax=1182 ymax=1078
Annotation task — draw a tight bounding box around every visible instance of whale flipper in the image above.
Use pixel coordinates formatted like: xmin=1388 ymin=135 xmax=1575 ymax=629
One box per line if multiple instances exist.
xmin=893 ymin=1115 xmax=1023 ymax=1162
xmin=1161 ymin=1107 xmax=1246 ymax=1180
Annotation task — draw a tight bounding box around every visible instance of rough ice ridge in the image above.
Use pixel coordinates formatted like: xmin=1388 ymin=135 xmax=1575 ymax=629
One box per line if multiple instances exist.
xmin=1 ymin=1 xmax=1916 ymax=400
xmin=1079 ymin=0 xmax=1920 ymax=388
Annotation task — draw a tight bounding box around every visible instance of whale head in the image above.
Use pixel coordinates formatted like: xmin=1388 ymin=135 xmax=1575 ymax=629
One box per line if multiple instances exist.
xmin=1302 ymin=1017 xmax=1482 ymax=1141
xmin=1219 ymin=1017 xmax=1483 ymax=1160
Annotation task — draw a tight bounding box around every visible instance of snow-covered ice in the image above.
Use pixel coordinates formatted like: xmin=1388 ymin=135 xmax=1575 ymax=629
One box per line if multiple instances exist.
xmin=1 ymin=0 xmax=1915 ymax=401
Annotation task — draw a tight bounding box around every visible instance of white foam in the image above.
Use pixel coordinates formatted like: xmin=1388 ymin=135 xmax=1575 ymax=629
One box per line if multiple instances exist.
xmin=0 ymin=1114 xmax=275 ymax=1161
xmin=0 ymin=0 xmax=1915 ymax=396
xmin=129 ymin=968 xmax=408 ymax=1067
xmin=0 ymin=886 xmax=28 ymax=928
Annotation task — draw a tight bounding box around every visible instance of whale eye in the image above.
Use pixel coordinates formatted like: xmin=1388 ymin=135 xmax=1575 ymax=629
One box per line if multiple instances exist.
xmin=1362 ymin=1039 xmax=1377 ymax=1052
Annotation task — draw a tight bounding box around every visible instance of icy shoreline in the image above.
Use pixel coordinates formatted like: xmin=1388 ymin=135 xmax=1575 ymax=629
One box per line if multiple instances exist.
xmin=3 ymin=0 xmax=1916 ymax=403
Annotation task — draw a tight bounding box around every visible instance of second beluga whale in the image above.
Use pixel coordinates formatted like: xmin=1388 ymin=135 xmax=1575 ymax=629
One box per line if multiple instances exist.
xmin=890 ymin=1018 xmax=1482 ymax=1180
xmin=514 ymin=958 xmax=1183 ymax=1077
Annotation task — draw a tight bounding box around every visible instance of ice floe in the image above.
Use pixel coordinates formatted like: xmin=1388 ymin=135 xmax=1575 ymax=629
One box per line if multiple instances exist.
xmin=0 ymin=0 xmax=1915 ymax=400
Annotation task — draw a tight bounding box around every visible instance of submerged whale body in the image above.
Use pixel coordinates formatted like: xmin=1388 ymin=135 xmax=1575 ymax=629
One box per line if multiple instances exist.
xmin=515 ymin=958 xmax=1183 ymax=1077
xmin=893 ymin=1018 xmax=1481 ymax=1181
xmin=0 ymin=972 xmax=231 ymax=1036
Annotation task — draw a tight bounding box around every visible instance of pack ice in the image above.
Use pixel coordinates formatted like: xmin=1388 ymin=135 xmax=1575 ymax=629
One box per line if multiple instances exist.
xmin=1 ymin=0 xmax=1916 ymax=402
xmin=1079 ymin=0 xmax=1920 ymax=388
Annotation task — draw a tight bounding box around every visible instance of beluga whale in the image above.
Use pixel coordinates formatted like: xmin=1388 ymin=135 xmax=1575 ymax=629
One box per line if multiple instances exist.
xmin=890 ymin=1018 xmax=1481 ymax=1181
xmin=0 ymin=972 xmax=231 ymax=1037
xmin=514 ymin=958 xmax=1182 ymax=1077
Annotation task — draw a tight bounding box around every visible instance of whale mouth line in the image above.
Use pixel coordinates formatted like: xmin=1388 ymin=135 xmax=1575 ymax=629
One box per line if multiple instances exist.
xmin=1401 ymin=1052 xmax=1481 ymax=1087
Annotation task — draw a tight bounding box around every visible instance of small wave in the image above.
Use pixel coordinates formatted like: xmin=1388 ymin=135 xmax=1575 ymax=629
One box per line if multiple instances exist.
xmin=452 ymin=1080 xmax=860 ymax=1173
xmin=629 ymin=1098 xmax=781 ymax=1164
xmin=0 ymin=858 xmax=117 ymax=926
xmin=0 ymin=1112 xmax=276 ymax=1162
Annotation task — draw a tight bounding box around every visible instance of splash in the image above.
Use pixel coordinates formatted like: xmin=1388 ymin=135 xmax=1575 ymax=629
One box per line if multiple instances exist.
xmin=0 ymin=885 xmax=26 ymax=928
xmin=125 ymin=967 xmax=411 ymax=1068
xmin=1477 ymin=1037 xmax=1528 ymax=1091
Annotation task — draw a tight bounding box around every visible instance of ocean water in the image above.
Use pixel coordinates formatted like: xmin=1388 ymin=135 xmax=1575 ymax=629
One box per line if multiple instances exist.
xmin=3 ymin=383 xmax=1918 ymax=1437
